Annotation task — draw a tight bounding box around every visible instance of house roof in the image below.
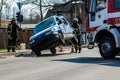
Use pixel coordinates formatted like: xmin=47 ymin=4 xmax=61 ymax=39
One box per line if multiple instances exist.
xmin=45 ymin=3 xmax=81 ymax=18
xmin=0 ymin=20 xmax=10 ymax=28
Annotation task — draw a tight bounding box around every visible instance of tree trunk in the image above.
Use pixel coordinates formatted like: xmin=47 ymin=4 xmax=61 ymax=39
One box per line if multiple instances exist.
xmin=40 ymin=0 xmax=43 ymax=21
xmin=0 ymin=0 xmax=4 ymax=28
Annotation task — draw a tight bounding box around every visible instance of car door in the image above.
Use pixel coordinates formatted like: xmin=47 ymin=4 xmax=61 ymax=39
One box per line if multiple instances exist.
xmin=56 ymin=17 xmax=66 ymax=37
xmin=60 ymin=17 xmax=74 ymax=38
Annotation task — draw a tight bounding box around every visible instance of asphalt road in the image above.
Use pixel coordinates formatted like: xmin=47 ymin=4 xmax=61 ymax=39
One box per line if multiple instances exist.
xmin=0 ymin=47 xmax=120 ymax=80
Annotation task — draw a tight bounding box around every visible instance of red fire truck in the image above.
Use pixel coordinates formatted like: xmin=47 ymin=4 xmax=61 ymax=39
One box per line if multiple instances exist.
xmin=85 ymin=0 xmax=120 ymax=59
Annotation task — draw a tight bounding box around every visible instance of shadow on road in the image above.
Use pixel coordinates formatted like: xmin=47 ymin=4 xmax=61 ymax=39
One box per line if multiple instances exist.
xmin=52 ymin=57 xmax=120 ymax=67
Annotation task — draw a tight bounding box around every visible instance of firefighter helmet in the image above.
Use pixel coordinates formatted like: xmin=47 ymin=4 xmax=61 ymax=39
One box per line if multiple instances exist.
xmin=73 ymin=18 xmax=78 ymax=23
xmin=11 ymin=18 xmax=16 ymax=22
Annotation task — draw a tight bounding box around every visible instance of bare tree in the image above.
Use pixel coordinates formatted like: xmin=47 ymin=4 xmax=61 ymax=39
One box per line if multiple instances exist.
xmin=5 ymin=2 xmax=10 ymax=19
xmin=26 ymin=0 xmax=43 ymax=21
xmin=0 ymin=0 xmax=4 ymax=27
xmin=24 ymin=0 xmax=69 ymax=21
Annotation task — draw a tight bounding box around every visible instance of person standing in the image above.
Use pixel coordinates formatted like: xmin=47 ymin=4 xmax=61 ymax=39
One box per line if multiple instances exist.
xmin=71 ymin=18 xmax=81 ymax=53
xmin=7 ymin=18 xmax=21 ymax=52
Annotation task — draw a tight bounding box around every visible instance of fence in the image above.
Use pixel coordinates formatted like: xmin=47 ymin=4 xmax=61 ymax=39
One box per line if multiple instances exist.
xmin=0 ymin=28 xmax=33 ymax=49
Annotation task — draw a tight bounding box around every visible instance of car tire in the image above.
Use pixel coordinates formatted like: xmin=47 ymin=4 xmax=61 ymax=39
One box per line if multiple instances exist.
xmin=34 ymin=51 xmax=41 ymax=57
xmin=99 ymin=37 xmax=117 ymax=59
xmin=50 ymin=47 xmax=56 ymax=55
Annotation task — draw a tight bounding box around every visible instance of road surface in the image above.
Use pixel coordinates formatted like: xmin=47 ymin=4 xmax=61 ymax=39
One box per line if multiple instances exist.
xmin=0 ymin=47 xmax=120 ymax=80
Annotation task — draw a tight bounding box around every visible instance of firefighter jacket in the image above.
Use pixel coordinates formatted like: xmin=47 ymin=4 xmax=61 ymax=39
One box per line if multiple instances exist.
xmin=7 ymin=23 xmax=21 ymax=40
xmin=72 ymin=23 xmax=81 ymax=36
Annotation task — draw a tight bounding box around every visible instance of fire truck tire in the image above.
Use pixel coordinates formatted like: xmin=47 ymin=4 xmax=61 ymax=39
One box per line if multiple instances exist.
xmin=99 ymin=37 xmax=117 ymax=59
xmin=50 ymin=47 xmax=56 ymax=55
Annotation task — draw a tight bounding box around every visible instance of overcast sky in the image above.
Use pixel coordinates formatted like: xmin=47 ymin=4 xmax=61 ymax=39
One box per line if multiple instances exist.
xmin=1 ymin=0 xmax=38 ymax=19
xmin=1 ymin=0 xmax=71 ymax=19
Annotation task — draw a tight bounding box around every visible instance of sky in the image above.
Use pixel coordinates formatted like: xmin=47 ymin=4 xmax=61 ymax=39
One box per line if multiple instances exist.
xmin=1 ymin=0 xmax=71 ymax=19
xmin=2 ymin=0 xmax=38 ymax=19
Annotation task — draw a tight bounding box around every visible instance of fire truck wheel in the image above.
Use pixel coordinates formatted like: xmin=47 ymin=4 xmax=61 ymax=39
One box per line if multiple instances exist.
xmin=50 ymin=47 xmax=56 ymax=55
xmin=34 ymin=51 xmax=41 ymax=57
xmin=99 ymin=37 xmax=117 ymax=59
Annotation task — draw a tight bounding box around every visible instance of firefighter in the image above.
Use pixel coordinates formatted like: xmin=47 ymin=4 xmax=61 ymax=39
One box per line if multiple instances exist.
xmin=72 ymin=18 xmax=81 ymax=53
xmin=7 ymin=18 xmax=21 ymax=52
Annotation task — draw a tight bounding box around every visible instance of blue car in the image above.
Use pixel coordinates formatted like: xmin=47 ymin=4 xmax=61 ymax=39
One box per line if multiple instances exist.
xmin=29 ymin=15 xmax=74 ymax=56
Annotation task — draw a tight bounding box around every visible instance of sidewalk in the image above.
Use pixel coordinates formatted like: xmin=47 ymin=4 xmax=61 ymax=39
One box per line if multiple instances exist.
xmin=0 ymin=49 xmax=32 ymax=56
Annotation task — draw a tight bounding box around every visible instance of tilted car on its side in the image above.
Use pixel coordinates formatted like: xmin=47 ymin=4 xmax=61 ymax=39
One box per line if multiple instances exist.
xmin=29 ymin=15 xmax=74 ymax=56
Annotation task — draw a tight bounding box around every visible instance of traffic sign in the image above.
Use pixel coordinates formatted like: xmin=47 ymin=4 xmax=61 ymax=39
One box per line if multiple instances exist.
xmin=17 ymin=2 xmax=23 ymax=10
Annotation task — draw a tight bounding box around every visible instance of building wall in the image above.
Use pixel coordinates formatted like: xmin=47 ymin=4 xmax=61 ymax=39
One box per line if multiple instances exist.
xmin=18 ymin=30 xmax=33 ymax=49
xmin=0 ymin=28 xmax=7 ymax=48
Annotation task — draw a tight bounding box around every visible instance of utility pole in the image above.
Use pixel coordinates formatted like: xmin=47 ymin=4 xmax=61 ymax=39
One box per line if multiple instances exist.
xmin=75 ymin=0 xmax=77 ymax=17
xmin=70 ymin=0 xmax=73 ymax=23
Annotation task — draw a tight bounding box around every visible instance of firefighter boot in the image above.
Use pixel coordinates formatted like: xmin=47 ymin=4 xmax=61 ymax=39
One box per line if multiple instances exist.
xmin=75 ymin=47 xmax=77 ymax=53
xmin=78 ymin=47 xmax=81 ymax=53
xmin=7 ymin=47 xmax=10 ymax=52
xmin=12 ymin=48 xmax=15 ymax=52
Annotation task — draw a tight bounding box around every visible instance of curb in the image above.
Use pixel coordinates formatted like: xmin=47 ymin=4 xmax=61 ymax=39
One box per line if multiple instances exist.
xmin=0 ymin=50 xmax=32 ymax=56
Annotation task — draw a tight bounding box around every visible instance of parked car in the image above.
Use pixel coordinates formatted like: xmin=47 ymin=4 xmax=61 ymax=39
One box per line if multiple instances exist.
xmin=29 ymin=15 xmax=74 ymax=56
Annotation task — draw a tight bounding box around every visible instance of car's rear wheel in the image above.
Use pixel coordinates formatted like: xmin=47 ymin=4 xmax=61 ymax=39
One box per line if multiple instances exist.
xmin=50 ymin=47 xmax=56 ymax=55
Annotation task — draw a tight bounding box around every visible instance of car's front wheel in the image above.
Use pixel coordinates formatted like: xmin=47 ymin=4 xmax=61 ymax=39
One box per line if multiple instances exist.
xmin=50 ymin=47 xmax=56 ymax=55
xmin=34 ymin=50 xmax=41 ymax=56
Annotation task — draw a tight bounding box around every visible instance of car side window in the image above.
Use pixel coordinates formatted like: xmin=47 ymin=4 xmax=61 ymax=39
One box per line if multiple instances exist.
xmin=56 ymin=18 xmax=62 ymax=25
xmin=61 ymin=18 xmax=68 ymax=25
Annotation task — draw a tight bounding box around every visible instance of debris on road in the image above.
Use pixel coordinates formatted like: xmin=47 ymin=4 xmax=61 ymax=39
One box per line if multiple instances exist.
xmin=15 ymin=53 xmax=36 ymax=57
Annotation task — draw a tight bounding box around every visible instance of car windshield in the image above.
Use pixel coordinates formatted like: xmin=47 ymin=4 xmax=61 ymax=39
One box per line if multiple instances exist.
xmin=34 ymin=17 xmax=56 ymax=34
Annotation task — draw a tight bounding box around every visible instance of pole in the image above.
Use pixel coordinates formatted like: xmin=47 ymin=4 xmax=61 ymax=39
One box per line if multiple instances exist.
xmin=19 ymin=11 xmax=21 ymax=28
xmin=17 ymin=2 xmax=23 ymax=28
xmin=75 ymin=1 xmax=77 ymax=17
xmin=70 ymin=0 xmax=73 ymax=23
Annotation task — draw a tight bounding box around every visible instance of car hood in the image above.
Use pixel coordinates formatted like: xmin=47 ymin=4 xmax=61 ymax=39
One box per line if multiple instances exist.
xmin=29 ymin=25 xmax=60 ymax=42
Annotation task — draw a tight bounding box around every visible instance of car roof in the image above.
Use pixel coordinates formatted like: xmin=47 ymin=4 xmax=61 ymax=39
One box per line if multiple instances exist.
xmin=34 ymin=15 xmax=65 ymax=27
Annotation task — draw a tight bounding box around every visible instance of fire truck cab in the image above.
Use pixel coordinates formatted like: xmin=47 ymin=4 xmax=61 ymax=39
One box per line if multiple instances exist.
xmin=86 ymin=0 xmax=120 ymax=59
